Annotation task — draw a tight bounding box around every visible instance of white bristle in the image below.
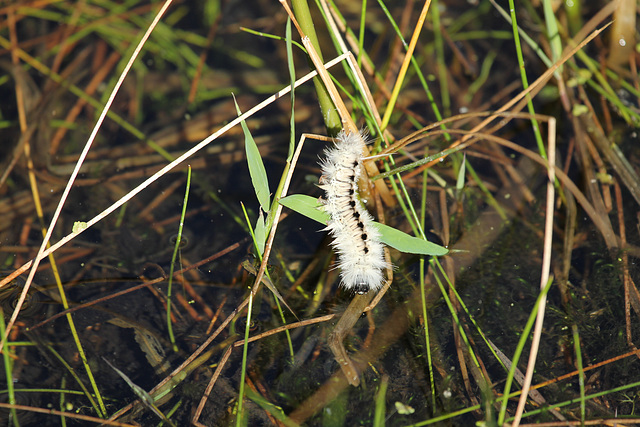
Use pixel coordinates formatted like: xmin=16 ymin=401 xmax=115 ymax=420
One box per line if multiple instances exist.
xmin=318 ymin=129 xmax=388 ymax=294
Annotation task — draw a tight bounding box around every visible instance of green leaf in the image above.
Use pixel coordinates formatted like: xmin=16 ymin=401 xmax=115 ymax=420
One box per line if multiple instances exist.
xmin=456 ymin=153 xmax=466 ymax=192
xmin=279 ymin=195 xmax=448 ymax=256
xmin=234 ymin=96 xmax=270 ymax=212
xmin=373 ymin=222 xmax=448 ymax=256
xmin=245 ymin=388 xmax=299 ymax=427
xmin=254 ymin=211 xmax=267 ymax=256
xmin=279 ymin=194 xmax=329 ymax=224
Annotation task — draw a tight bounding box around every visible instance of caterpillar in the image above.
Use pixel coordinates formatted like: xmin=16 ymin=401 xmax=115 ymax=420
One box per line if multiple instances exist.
xmin=318 ymin=129 xmax=388 ymax=294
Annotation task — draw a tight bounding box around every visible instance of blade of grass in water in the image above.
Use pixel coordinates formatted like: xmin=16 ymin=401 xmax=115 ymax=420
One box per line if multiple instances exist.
xmin=572 ymin=324 xmax=586 ymax=424
xmin=235 ymin=290 xmax=253 ymax=427
xmin=31 ymin=168 xmax=107 ymax=417
xmin=542 ymin=0 xmax=563 ymax=69
xmin=167 ymin=165 xmax=192 ymax=353
xmin=245 ymin=388 xmax=299 ymax=427
xmin=286 ymin=16 xmax=296 ymax=162
xmin=356 ymin=0 xmax=366 ymax=69
xmin=420 ymin=160 xmax=437 ymax=409
xmin=102 ymin=357 xmax=177 ymax=427
xmin=59 ymin=377 xmax=67 ymax=427
xmin=506 ymin=0 xmax=547 ymax=159
xmin=433 ymin=260 xmax=509 ymax=374
xmin=373 ymin=375 xmax=389 ymax=427
xmin=46 ymin=345 xmax=102 ymax=418
xmin=430 ymin=0 xmax=450 ymax=117
xmin=497 ymin=277 xmax=554 ymax=426
xmin=431 ymin=258 xmax=485 ymax=383
xmin=0 ymin=308 xmax=19 ymax=426
xmin=419 ymin=260 xmax=436 ymax=410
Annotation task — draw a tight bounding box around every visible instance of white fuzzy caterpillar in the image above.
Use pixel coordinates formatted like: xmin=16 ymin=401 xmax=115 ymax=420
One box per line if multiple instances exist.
xmin=318 ymin=129 xmax=388 ymax=294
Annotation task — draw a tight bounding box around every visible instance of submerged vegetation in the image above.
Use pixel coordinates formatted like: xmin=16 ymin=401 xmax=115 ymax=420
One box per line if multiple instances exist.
xmin=0 ymin=0 xmax=639 ymax=425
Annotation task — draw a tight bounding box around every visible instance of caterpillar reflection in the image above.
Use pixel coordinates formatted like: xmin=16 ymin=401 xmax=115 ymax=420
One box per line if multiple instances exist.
xmin=318 ymin=130 xmax=388 ymax=294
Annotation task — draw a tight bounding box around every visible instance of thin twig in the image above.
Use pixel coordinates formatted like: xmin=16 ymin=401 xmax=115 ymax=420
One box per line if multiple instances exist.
xmin=511 ymin=117 xmax=556 ymax=426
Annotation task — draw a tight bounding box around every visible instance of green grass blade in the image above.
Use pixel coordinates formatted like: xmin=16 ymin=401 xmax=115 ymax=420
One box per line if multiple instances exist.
xmin=373 ymin=375 xmax=389 ymax=427
xmin=542 ymin=0 xmax=562 ymax=69
xmin=572 ymin=324 xmax=586 ymax=424
xmin=431 ymin=0 xmax=450 ymax=117
xmin=166 ymin=165 xmax=192 ymax=353
xmin=497 ymin=277 xmax=554 ymax=425
xmin=286 ymin=17 xmax=296 ymax=163
xmin=45 ymin=345 xmax=102 ymax=417
xmin=506 ymin=0 xmax=547 ymax=159
xmin=245 ymin=388 xmax=299 ymax=427
xmin=59 ymin=377 xmax=67 ymax=427
xmin=235 ymin=291 xmax=254 ymax=427
xmin=49 ymin=267 xmax=106 ymax=417
xmin=419 ymin=259 xmax=436 ymax=410
xmin=431 ymin=259 xmax=485 ymax=380
xmin=0 ymin=308 xmax=19 ymax=426
xmin=357 ymin=0 xmax=366 ymax=69
xmin=103 ymin=358 xmax=177 ymax=427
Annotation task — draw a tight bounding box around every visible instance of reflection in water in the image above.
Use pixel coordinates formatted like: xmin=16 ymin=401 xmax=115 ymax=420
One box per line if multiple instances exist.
xmin=0 ymin=273 xmax=42 ymax=320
